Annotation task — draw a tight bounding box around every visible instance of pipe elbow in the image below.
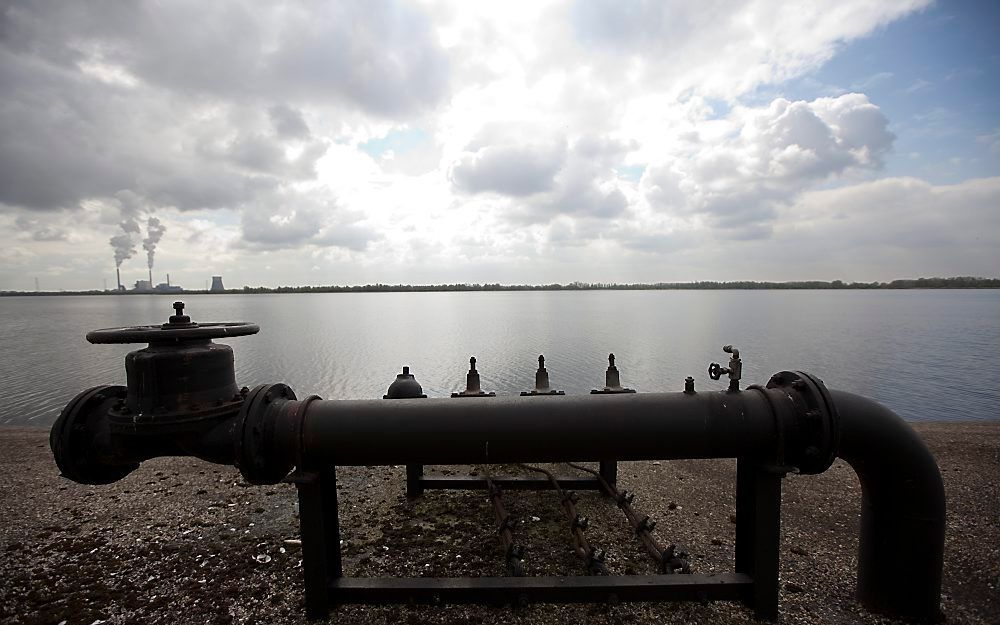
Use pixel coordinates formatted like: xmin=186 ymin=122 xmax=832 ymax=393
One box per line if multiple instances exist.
xmin=831 ymin=389 xmax=945 ymax=622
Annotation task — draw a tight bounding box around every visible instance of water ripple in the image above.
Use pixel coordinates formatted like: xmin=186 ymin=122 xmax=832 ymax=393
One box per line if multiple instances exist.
xmin=2 ymin=290 xmax=998 ymax=426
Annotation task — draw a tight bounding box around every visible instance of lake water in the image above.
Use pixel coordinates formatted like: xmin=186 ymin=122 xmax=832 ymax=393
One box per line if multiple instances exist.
xmin=1 ymin=290 xmax=998 ymax=426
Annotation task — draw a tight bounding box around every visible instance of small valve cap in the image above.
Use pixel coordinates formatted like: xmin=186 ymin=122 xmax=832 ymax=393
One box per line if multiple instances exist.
xmin=383 ymin=366 xmax=427 ymax=399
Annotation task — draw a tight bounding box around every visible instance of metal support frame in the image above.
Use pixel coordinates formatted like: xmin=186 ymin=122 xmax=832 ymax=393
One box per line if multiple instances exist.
xmin=293 ymin=456 xmax=785 ymax=620
xmin=404 ymin=460 xmax=619 ymax=498
xmin=290 ymin=466 xmax=342 ymax=620
xmin=734 ymin=458 xmax=782 ymax=620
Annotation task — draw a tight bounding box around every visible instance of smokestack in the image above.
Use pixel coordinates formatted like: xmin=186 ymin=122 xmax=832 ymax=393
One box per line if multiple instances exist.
xmin=116 ymin=266 xmax=121 ymax=291
xmin=167 ymin=273 xmax=170 ymax=286
xmin=149 ymin=267 xmax=153 ymax=287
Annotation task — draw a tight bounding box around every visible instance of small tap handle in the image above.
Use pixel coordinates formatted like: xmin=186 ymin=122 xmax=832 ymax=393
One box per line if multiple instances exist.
xmin=709 ymin=345 xmax=742 ymax=391
xmin=708 ymin=362 xmax=726 ymax=380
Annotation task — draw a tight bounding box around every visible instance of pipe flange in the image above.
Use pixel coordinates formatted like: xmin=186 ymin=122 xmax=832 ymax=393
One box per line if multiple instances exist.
xmin=766 ymin=371 xmax=839 ymax=474
xmin=50 ymin=385 xmax=138 ymax=485
xmin=236 ymin=383 xmax=297 ymax=485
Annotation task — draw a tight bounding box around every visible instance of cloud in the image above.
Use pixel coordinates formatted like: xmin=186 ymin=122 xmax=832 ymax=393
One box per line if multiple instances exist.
xmin=14 ymin=216 xmax=67 ymax=242
xmin=0 ymin=0 xmax=446 ymax=222
xmin=766 ymin=176 xmax=1000 ymax=277
xmin=566 ymin=0 xmax=929 ymax=99
xmin=264 ymin=2 xmax=449 ymax=117
xmin=451 ymin=140 xmax=567 ymax=197
xmin=851 ymin=71 xmax=894 ymax=90
xmin=449 ymin=131 xmax=633 ymax=224
xmin=903 ymin=78 xmax=933 ymax=93
xmin=269 ymin=104 xmax=310 ymax=140
xmin=642 ymin=93 xmax=894 ymax=236
xmin=2 ymin=1 xmax=449 ymax=117
xmin=238 ymin=191 xmax=379 ymax=252
xmin=977 ymin=129 xmax=1000 ymax=155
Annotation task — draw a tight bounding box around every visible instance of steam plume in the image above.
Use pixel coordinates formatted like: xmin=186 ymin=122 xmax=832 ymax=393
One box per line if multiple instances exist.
xmin=143 ymin=216 xmax=166 ymax=269
xmin=110 ymin=233 xmax=137 ymax=267
xmin=110 ymin=191 xmax=142 ymax=268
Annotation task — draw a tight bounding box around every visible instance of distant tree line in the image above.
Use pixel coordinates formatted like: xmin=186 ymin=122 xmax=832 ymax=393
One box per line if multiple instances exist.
xmin=4 ymin=276 xmax=998 ymax=296
xmin=232 ymin=276 xmax=1000 ymax=293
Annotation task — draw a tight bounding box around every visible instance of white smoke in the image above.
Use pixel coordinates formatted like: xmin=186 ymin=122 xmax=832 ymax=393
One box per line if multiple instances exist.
xmin=110 ymin=191 xmax=142 ymax=268
xmin=143 ymin=216 xmax=166 ymax=269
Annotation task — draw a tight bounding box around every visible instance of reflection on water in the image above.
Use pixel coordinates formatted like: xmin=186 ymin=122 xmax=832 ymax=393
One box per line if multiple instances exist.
xmin=1 ymin=290 xmax=998 ymax=425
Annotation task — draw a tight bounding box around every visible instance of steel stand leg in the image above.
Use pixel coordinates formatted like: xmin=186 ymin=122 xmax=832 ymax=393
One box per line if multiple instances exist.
xmin=599 ymin=460 xmax=617 ymax=488
xmin=295 ymin=466 xmax=342 ymax=620
xmin=735 ymin=458 xmax=781 ymax=621
xmin=406 ymin=464 xmax=424 ymax=497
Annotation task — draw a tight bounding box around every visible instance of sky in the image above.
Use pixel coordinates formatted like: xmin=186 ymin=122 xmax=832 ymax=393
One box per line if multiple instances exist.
xmin=1 ymin=0 xmax=998 ymax=291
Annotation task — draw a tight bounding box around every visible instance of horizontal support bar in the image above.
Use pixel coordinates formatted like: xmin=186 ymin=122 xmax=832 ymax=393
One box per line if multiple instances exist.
xmin=330 ymin=574 xmax=753 ymax=605
xmin=419 ymin=476 xmax=603 ymax=491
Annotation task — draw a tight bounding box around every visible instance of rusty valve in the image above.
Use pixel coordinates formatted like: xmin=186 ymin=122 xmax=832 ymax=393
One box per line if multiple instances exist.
xmin=51 ymin=302 xmax=259 ymax=484
xmin=708 ymin=345 xmax=742 ymax=392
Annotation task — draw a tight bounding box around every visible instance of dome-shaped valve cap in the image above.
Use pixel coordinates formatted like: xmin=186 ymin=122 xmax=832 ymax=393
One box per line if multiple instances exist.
xmin=383 ymin=366 xmax=427 ymax=399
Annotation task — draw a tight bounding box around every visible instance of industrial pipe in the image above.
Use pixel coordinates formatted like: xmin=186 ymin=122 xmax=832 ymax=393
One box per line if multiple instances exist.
xmin=831 ymin=390 xmax=946 ymax=621
xmin=51 ymin=371 xmax=945 ymax=622
xmin=249 ymin=390 xmax=786 ymax=469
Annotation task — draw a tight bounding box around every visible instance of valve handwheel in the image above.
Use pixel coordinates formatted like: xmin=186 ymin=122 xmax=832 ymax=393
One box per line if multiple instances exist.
xmin=708 ymin=362 xmax=723 ymax=380
xmin=86 ymin=301 xmax=259 ymax=344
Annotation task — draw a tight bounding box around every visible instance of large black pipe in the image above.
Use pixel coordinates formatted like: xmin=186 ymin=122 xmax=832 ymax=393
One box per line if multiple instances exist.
xmin=249 ymin=389 xmax=790 ymax=469
xmin=831 ymin=390 xmax=945 ymax=621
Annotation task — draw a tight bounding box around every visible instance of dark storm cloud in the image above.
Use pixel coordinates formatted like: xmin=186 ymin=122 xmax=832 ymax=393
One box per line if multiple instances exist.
xmin=1 ymin=0 xmax=449 ymax=116
xmin=0 ymin=0 xmax=448 ymax=224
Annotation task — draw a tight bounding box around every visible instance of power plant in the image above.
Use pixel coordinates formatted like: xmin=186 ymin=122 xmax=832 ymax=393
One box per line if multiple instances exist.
xmin=107 ymin=270 xmax=227 ymax=294
xmin=130 ymin=273 xmax=182 ymax=293
xmin=109 ymin=213 xmax=166 ymax=292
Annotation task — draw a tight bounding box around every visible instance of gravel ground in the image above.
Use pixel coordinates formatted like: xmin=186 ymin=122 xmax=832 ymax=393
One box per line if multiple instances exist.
xmin=0 ymin=422 xmax=996 ymax=625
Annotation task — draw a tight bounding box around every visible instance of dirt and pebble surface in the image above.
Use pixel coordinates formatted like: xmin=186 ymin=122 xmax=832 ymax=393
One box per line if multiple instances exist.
xmin=1 ymin=422 xmax=997 ymax=625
